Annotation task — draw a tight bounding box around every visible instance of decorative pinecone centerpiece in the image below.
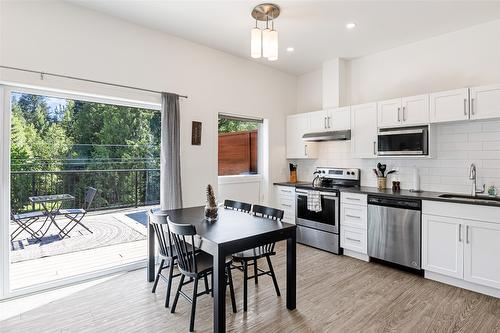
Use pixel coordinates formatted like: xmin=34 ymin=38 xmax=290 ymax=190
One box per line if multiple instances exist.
xmin=204 ymin=184 xmax=218 ymax=221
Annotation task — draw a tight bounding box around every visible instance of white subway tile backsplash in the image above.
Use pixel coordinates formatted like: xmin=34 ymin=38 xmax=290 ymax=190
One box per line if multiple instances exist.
xmin=292 ymin=120 xmax=500 ymax=194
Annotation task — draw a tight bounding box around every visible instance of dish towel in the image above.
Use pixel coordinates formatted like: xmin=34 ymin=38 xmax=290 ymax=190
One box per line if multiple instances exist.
xmin=307 ymin=190 xmax=322 ymax=212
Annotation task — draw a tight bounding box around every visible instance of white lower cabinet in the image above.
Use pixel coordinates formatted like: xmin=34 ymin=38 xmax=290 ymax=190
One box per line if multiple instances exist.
xmin=422 ymin=214 xmax=463 ymax=279
xmin=340 ymin=192 xmax=368 ymax=261
xmin=422 ymin=200 xmax=500 ymax=297
xmin=274 ymin=185 xmax=296 ymax=224
xmin=464 ymin=220 xmax=500 ymax=289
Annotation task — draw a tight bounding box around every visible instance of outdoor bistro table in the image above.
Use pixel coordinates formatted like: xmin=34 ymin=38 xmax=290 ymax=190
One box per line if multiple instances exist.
xmin=147 ymin=206 xmax=297 ymax=333
xmin=29 ymin=194 xmax=75 ymax=239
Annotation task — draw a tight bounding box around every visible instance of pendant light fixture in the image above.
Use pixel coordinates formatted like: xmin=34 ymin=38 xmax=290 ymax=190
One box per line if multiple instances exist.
xmin=250 ymin=3 xmax=280 ymax=61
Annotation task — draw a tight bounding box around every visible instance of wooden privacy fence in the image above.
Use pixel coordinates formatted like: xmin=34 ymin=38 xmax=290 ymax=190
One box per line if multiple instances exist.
xmin=218 ymin=130 xmax=257 ymax=176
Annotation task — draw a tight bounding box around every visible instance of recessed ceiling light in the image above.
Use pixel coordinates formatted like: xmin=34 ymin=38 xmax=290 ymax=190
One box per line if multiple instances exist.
xmin=346 ymin=22 xmax=356 ymax=30
xmin=286 ymin=47 xmax=294 ymax=52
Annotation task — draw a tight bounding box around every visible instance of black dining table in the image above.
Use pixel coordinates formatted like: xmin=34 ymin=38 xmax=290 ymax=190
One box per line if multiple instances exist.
xmin=147 ymin=206 xmax=297 ymax=333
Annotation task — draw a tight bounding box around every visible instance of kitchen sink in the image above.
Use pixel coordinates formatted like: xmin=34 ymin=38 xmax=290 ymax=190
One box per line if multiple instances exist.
xmin=438 ymin=193 xmax=500 ymax=203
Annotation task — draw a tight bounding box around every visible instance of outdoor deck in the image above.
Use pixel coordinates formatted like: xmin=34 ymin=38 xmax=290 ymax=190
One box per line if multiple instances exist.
xmin=9 ymin=206 xmax=155 ymax=291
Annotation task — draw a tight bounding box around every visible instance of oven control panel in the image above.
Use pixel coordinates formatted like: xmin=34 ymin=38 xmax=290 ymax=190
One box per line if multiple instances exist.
xmin=315 ymin=167 xmax=360 ymax=180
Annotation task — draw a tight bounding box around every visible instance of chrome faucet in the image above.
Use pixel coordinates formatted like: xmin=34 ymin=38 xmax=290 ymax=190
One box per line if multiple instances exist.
xmin=469 ymin=163 xmax=485 ymax=197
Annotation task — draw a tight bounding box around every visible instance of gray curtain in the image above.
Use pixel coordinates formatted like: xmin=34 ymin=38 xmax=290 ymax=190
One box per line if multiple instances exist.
xmin=160 ymin=92 xmax=183 ymax=210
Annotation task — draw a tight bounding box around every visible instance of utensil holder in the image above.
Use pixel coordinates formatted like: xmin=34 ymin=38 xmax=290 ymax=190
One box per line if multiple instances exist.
xmin=290 ymin=170 xmax=297 ymax=183
xmin=377 ymin=177 xmax=387 ymax=190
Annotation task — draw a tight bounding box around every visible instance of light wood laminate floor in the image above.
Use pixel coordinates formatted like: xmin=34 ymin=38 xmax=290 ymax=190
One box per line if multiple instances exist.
xmin=1 ymin=242 xmax=500 ymax=332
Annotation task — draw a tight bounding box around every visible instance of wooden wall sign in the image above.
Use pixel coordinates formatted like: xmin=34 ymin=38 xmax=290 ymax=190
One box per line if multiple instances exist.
xmin=191 ymin=121 xmax=202 ymax=145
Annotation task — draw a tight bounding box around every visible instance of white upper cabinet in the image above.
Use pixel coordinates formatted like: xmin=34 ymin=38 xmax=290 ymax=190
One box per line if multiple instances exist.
xmin=377 ymin=98 xmax=402 ymax=128
xmin=351 ymin=103 xmax=378 ymax=159
xmin=329 ymin=106 xmax=351 ymax=131
xmin=286 ymin=113 xmax=317 ymax=159
xmin=378 ymin=95 xmax=429 ymax=128
xmin=308 ymin=110 xmax=329 ymax=133
xmin=429 ymin=88 xmax=469 ymax=123
xmin=469 ymin=84 xmax=500 ymax=121
xmin=402 ymin=94 xmax=429 ymax=125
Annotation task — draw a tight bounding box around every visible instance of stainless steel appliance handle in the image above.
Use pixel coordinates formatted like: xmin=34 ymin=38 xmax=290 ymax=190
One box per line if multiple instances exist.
xmin=458 ymin=224 xmax=462 ymax=242
xmin=378 ymin=150 xmax=424 ymax=156
xmin=378 ymin=129 xmax=424 ymax=136
xmin=296 ymin=190 xmax=337 ymax=197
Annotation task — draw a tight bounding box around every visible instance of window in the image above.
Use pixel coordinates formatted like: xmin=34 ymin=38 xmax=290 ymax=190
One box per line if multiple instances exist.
xmin=218 ymin=114 xmax=262 ymax=176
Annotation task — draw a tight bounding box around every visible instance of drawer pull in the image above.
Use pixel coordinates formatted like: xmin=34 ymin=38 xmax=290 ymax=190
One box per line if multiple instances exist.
xmin=346 ymin=237 xmax=361 ymax=243
xmin=345 ymin=197 xmax=361 ymax=201
xmin=282 ymin=204 xmax=292 ymax=208
xmin=346 ymin=214 xmax=361 ymax=219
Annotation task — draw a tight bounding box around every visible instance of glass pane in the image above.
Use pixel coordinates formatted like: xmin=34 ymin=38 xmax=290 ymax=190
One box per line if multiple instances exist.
xmin=9 ymin=91 xmax=159 ymax=291
xmin=218 ymin=117 xmax=260 ymax=176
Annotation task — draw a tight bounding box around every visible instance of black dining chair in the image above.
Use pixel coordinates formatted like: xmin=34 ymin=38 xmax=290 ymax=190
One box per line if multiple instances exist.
xmin=224 ymin=199 xmax=252 ymax=213
xmin=232 ymin=204 xmax=284 ymax=311
xmin=168 ymin=219 xmax=237 ymax=332
xmin=149 ymin=210 xmax=184 ymax=308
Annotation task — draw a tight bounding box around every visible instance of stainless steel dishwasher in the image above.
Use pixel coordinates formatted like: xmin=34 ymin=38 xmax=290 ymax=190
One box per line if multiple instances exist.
xmin=367 ymin=195 xmax=422 ymax=269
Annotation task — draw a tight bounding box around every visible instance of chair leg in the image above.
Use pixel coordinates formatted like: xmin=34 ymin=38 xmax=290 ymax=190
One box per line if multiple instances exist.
xmin=266 ymin=255 xmax=281 ymax=297
xmin=253 ymin=258 xmax=258 ymax=285
xmin=243 ymin=260 xmax=248 ymax=312
xmin=152 ymin=259 xmax=165 ymax=293
xmin=165 ymin=260 xmax=175 ymax=308
xmin=204 ymin=274 xmax=209 ymax=294
xmin=226 ymin=266 xmax=237 ymax=313
xmin=171 ymin=274 xmax=185 ymax=313
xmin=189 ymin=277 xmax=198 ymax=332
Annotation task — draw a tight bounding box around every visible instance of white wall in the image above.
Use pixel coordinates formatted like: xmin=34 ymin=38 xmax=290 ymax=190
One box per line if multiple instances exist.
xmin=0 ymin=1 xmax=296 ymax=207
xmin=293 ymin=18 xmax=500 ymax=194
xmin=348 ymin=19 xmax=500 ymax=105
xmin=296 ymin=69 xmax=322 ymax=113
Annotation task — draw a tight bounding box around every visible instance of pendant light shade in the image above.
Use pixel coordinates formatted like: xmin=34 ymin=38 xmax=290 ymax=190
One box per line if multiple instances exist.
xmin=251 ymin=27 xmax=262 ymax=58
xmin=250 ymin=3 xmax=281 ymax=62
xmin=267 ymin=29 xmax=278 ymax=61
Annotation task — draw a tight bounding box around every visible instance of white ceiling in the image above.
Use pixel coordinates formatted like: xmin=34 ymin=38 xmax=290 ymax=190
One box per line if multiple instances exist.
xmin=70 ymin=1 xmax=500 ymax=75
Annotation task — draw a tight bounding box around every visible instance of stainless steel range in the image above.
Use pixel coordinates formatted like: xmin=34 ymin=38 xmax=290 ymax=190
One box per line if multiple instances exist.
xmin=295 ymin=167 xmax=360 ymax=254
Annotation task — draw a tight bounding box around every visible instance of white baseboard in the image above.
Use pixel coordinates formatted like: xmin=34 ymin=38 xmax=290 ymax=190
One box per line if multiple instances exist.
xmin=425 ymin=271 xmax=500 ymax=299
xmin=343 ymin=249 xmax=369 ymax=262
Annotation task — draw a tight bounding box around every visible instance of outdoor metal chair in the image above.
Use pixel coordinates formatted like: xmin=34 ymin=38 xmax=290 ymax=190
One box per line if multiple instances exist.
xmin=10 ymin=210 xmax=46 ymax=242
xmin=57 ymin=187 xmax=98 ymax=238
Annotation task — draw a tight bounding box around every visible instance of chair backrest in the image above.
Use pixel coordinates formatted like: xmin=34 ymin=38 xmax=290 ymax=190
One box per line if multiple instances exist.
xmin=252 ymin=204 xmax=284 ymax=221
xmin=224 ymin=199 xmax=252 ymax=213
xmin=148 ymin=210 xmax=174 ymax=258
xmin=167 ymin=219 xmax=199 ymax=276
xmin=84 ymin=187 xmax=98 ymax=210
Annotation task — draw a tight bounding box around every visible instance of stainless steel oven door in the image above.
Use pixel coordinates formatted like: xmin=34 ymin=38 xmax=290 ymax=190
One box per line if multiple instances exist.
xmin=295 ymin=190 xmax=339 ymax=234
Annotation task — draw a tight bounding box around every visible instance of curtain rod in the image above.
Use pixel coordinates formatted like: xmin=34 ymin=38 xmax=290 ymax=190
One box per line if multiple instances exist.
xmin=0 ymin=65 xmax=188 ymax=99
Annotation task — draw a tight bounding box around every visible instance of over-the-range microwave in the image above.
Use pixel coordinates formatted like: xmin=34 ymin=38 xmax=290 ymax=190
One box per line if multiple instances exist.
xmin=377 ymin=125 xmax=429 ymax=156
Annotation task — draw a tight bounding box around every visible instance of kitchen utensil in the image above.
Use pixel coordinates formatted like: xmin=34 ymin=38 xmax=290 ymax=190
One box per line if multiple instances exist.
xmin=377 ymin=163 xmax=387 ymax=177
xmin=373 ymin=169 xmax=380 ymax=177
xmin=386 ymin=170 xmax=396 ymax=176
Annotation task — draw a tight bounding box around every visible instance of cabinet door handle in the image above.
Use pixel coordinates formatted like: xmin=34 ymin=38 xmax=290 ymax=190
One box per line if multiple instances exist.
xmin=466 ymin=225 xmax=470 ymax=244
xmin=346 ymin=237 xmax=361 ymax=243
xmin=346 ymin=214 xmax=361 ymax=219
xmin=458 ymin=224 xmax=462 ymax=242
xmin=397 ymin=107 xmax=401 ymax=122
xmin=373 ymin=141 xmax=377 ymax=156
xmin=304 ymin=145 xmax=308 ymax=156
xmin=470 ymin=98 xmax=475 ymax=115
xmin=327 ymin=116 xmax=330 ymax=129
xmin=403 ymin=106 xmax=406 ymax=121
xmin=464 ymin=98 xmax=467 ymax=116
xmin=324 ymin=117 xmax=327 ymax=129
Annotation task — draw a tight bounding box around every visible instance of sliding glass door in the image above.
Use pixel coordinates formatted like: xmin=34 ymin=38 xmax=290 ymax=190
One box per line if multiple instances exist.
xmin=0 ymin=85 xmax=161 ymax=299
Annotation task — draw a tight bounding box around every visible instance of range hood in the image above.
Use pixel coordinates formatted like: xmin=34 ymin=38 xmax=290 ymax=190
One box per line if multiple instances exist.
xmin=302 ymin=130 xmax=351 ymax=142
